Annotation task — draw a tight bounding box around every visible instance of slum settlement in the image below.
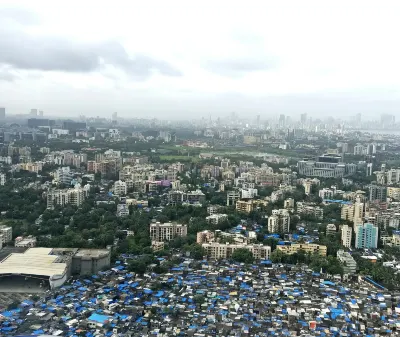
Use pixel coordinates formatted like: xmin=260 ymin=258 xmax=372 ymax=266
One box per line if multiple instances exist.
xmin=1 ymin=258 xmax=399 ymax=337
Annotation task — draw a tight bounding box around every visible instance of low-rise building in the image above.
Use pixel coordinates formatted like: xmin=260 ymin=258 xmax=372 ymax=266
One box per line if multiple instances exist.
xmin=116 ymin=204 xmax=129 ymax=217
xmin=15 ymin=236 xmax=37 ymax=248
xmin=202 ymin=242 xmax=271 ymax=260
xmin=125 ymin=199 xmax=149 ymax=207
xmin=326 ymin=223 xmax=337 ymax=236
xmin=276 ymin=243 xmax=327 ymax=256
xmin=337 ymin=250 xmax=357 ymax=274
xmin=196 ymin=230 xmax=215 ymax=244
xmin=382 ymin=231 xmax=400 ymax=247
xmin=296 ymin=202 xmax=324 ymax=220
xmin=206 ymin=214 xmax=228 ymax=225
xmin=284 ymin=198 xmax=294 ymax=209
xmin=236 ymin=200 xmax=254 ymax=213
xmin=71 ymin=249 xmax=111 ymax=275
xmin=152 ymin=241 xmax=165 ymax=252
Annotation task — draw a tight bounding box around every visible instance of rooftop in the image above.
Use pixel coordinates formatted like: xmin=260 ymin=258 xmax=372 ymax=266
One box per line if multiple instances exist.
xmin=0 ymin=248 xmax=68 ymax=278
xmin=74 ymin=249 xmax=109 ymax=258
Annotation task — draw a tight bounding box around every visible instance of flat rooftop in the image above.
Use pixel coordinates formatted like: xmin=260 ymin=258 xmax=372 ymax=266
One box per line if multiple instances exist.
xmin=74 ymin=249 xmax=109 ymax=258
xmin=0 ymin=248 xmax=67 ymax=278
xmin=15 ymin=238 xmax=36 ymax=245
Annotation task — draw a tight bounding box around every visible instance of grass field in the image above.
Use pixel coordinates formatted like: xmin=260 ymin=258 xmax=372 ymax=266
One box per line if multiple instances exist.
xmin=159 ymin=155 xmax=200 ymax=162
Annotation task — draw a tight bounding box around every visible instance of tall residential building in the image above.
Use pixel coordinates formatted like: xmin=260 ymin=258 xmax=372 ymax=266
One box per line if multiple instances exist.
xmin=150 ymin=222 xmax=187 ymax=242
xmin=341 ymin=202 xmax=363 ymax=225
xmin=0 ymin=107 xmax=5 ymax=119
xmin=353 ymin=201 xmax=364 ymax=225
xmin=366 ymin=163 xmax=373 ymax=176
xmin=355 ymin=223 xmax=378 ymax=249
xmin=341 ymin=224 xmax=352 ymax=248
xmin=353 ymin=144 xmax=366 ymax=156
xmin=268 ymin=212 xmax=290 ymax=233
xmin=113 ymin=180 xmax=127 ymax=196
xmin=226 ymin=190 xmax=240 ymax=206
xmin=0 ymin=173 xmax=5 ymax=186
xmin=0 ymin=226 xmax=12 ymax=244
xmin=55 ymin=167 xmax=73 ymax=185
xmin=369 ymin=184 xmax=387 ymax=202
xmin=202 ymin=242 xmax=271 ymax=260
xmin=47 ymin=186 xmax=87 ymax=209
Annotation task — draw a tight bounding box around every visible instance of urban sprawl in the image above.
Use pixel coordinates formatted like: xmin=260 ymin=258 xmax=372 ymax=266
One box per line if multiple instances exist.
xmin=0 ymin=110 xmax=400 ymax=336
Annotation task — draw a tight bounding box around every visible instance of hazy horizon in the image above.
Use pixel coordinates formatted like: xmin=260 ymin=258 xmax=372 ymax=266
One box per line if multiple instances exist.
xmin=1 ymin=1 xmax=400 ymax=119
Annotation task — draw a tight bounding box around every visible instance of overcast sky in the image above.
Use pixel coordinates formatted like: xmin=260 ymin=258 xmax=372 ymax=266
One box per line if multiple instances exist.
xmin=1 ymin=0 xmax=400 ymax=119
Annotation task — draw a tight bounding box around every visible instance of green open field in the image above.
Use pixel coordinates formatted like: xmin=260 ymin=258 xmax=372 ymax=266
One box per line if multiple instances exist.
xmin=159 ymin=155 xmax=200 ymax=162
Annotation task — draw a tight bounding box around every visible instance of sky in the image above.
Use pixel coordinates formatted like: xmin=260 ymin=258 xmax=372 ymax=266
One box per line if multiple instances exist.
xmin=0 ymin=0 xmax=400 ymax=119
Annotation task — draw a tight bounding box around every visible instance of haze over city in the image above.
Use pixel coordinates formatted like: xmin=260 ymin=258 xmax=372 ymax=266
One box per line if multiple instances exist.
xmin=1 ymin=0 xmax=400 ymax=119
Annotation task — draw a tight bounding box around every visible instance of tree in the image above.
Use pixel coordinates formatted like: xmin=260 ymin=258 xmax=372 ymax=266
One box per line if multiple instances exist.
xmin=232 ymin=248 xmax=254 ymax=264
xmin=128 ymin=259 xmax=147 ymax=275
xmin=193 ymin=294 xmax=205 ymax=304
xmin=183 ymin=244 xmax=205 ymax=260
xmin=270 ymin=249 xmax=285 ymax=263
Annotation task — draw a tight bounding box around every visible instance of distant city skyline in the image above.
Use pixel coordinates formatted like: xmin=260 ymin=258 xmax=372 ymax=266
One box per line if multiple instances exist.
xmin=1 ymin=1 xmax=400 ymax=118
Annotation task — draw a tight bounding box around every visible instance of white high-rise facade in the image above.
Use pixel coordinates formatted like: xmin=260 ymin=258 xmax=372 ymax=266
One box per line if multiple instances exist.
xmin=341 ymin=224 xmax=352 ymax=248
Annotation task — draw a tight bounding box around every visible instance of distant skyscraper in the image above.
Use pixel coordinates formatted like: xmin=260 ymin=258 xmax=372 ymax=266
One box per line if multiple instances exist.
xmin=279 ymin=114 xmax=285 ymax=126
xmin=300 ymin=113 xmax=307 ymax=124
xmin=112 ymin=112 xmax=118 ymax=120
xmin=381 ymin=113 xmax=395 ymax=127
xmin=355 ymin=223 xmax=378 ymax=249
xmin=0 ymin=107 xmax=5 ymax=119
xmin=39 ymin=111 xmax=44 ymax=117
xmin=30 ymin=109 xmax=38 ymax=116
xmin=256 ymin=115 xmax=260 ymax=124
xmin=355 ymin=113 xmax=361 ymax=123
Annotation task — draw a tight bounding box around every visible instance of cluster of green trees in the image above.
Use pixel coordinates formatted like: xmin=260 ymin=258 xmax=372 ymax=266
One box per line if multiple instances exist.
xmin=271 ymin=249 xmax=343 ymax=275
xmin=353 ymin=250 xmax=400 ymax=290
xmin=128 ymin=254 xmax=183 ymax=275
xmin=0 ymin=186 xmax=46 ymax=223
xmin=231 ymin=248 xmax=254 ymax=264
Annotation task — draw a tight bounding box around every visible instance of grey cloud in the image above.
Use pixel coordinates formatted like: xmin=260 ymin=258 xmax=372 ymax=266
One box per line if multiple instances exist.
xmin=0 ymin=21 xmax=182 ymax=80
xmin=0 ymin=66 xmax=18 ymax=82
xmin=205 ymin=58 xmax=277 ymax=77
xmin=0 ymin=7 xmax=39 ymax=25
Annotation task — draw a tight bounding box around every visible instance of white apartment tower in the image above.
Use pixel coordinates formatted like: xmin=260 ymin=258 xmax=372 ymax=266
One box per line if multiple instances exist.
xmin=0 ymin=173 xmax=5 ymax=186
xmin=150 ymin=222 xmax=187 ymax=242
xmin=113 ymin=180 xmax=127 ymax=196
xmin=47 ymin=186 xmax=86 ymax=209
xmin=341 ymin=224 xmax=352 ymax=248
xmin=268 ymin=211 xmax=290 ymax=233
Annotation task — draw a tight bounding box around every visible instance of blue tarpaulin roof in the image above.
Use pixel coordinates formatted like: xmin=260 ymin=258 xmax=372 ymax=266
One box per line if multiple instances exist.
xmin=88 ymin=313 xmax=110 ymax=324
